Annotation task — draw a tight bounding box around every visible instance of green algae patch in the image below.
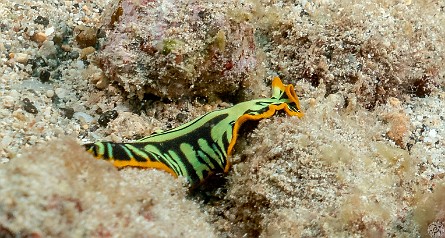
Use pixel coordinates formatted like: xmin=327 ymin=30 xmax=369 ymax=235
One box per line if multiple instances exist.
xmin=159 ymin=39 xmax=184 ymax=55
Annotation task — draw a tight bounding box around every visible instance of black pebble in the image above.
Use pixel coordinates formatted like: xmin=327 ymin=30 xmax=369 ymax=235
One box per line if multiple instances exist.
xmin=22 ymin=98 xmax=38 ymax=114
xmin=69 ymin=51 xmax=79 ymax=59
xmin=98 ymin=110 xmax=118 ymax=127
xmin=176 ymin=112 xmax=188 ymax=123
xmin=34 ymin=16 xmax=49 ymax=26
xmin=60 ymin=107 xmax=75 ymax=119
xmin=30 ymin=56 xmax=47 ymax=70
xmin=39 ymin=70 xmax=51 ymax=83
xmin=53 ymin=33 xmax=64 ymax=45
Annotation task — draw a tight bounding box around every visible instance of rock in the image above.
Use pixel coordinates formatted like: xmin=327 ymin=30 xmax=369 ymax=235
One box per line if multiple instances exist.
xmin=39 ymin=70 xmax=51 ymax=83
xmin=12 ymin=53 xmax=29 ymax=64
xmin=22 ymin=98 xmax=38 ymax=114
xmin=61 ymin=44 xmax=72 ymax=52
xmin=60 ymin=107 xmax=75 ymax=119
xmin=2 ymin=96 xmax=15 ymax=108
xmin=99 ymin=0 xmax=258 ymax=101
xmin=38 ymin=40 xmax=57 ymax=58
xmin=75 ymin=26 xmax=97 ymax=48
xmin=54 ymin=88 xmax=67 ymax=98
xmin=44 ymin=27 xmax=55 ymax=36
xmin=32 ymin=32 xmax=47 ymax=43
xmin=98 ymin=110 xmax=119 ymax=127
xmin=46 ymin=90 xmax=55 ymax=98
xmin=34 ymin=16 xmax=49 ymax=26
xmin=80 ymin=46 xmax=95 ymax=60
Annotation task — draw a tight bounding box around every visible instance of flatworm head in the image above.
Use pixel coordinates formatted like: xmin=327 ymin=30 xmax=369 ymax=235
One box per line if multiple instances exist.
xmin=225 ymin=77 xmax=304 ymax=168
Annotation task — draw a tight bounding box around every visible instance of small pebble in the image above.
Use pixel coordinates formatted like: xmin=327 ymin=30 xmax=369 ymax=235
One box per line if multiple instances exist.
xmin=55 ymin=88 xmax=67 ymax=98
xmin=69 ymin=51 xmax=80 ymax=59
xmin=110 ymin=133 xmax=121 ymax=142
xmin=38 ymin=41 xmax=57 ymax=58
xmin=74 ymin=112 xmax=94 ymax=123
xmin=43 ymin=107 xmax=52 ymax=119
xmin=82 ymin=5 xmax=91 ymax=14
xmin=13 ymin=110 xmax=26 ymax=121
xmin=95 ymin=78 xmax=109 ymax=89
xmin=53 ymin=33 xmax=64 ymax=45
xmin=176 ymin=112 xmax=188 ymax=122
xmin=34 ymin=16 xmax=49 ymax=26
xmin=45 ymin=27 xmax=55 ymax=36
xmin=308 ymin=98 xmax=317 ymax=107
xmin=2 ymin=96 xmax=15 ymax=108
xmin=0 ymin=158 xmax=10 ymax=164
xmin=46 ymin=89 xmax=55 ymax=98
xmin=32 ymin=32 xmax=47 ymax=43
xmin=76 ymin=60 xmax=85 ymax=69
xmin=22 ymin=98 xmax=38 ymax=114
xmin=60 ymin=107 xmax=75 ymax=119
xmin=98 ymin=110 xmax=119 ymax=127
xmin=388 ymin=97 xmax=401 ymax=107
xmin=203 ymin=104 xmax=212 ymax=112
xmin=61 ymin=44 xmax=72 ymax=52
xmin=39 ymin=70 xmax=51 ymax=83
xmin=90 ymin=72 xmax=109 ymax=89
xmin=10 ymin=90 xmax=20 ymax=98
xmin=0 ymin=109 xmax=9 ymax=117
xmin=80 ymin=46 xmax=95 ymax=60
xmin=424 ymin=129 xmax=438 ymax=143
xmin=13 ymin=53 xmax=29 ymax=64
xmin=75 ymin=26 xmax=98 ymax=48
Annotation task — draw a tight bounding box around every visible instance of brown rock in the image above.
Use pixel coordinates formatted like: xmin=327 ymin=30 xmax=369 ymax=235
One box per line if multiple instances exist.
xmin=383 ymin=112 xmax=410 ymax=147
xmin=61 ymin=44 xmax=72 ymax=52
xmin=75 ymin=26 xmax=97 ymax=48
xmin=11 ymin=53 xmax=29 ymax=64
xmin=80 ymin=46 xmax=95 ymax=60
xmin=32 ymin=32 xmax=47 ymax=43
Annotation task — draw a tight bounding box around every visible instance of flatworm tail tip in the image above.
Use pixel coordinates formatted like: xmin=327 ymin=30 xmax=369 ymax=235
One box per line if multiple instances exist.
xmin=84 ymin=143 xmax=96 ymax=155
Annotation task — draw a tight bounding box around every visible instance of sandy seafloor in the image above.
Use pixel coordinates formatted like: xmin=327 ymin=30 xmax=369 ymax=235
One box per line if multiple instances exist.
xmin=1 ymin=0 xmax=445 ymax=237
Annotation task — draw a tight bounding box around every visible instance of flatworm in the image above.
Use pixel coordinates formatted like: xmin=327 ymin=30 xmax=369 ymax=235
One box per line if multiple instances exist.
xmin=84 ymin=77 xmax=304 ymax=187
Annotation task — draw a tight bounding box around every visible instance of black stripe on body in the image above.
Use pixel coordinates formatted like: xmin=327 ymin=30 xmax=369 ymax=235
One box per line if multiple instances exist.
xmin=138 ymin=109 xmax=228 ymax=141
xmin=111 ymin=143 xmax=132 ymax=161
xmin=137 ymin=113 xmax=230 ymax=185
xmin=196 ymin=150 xmax=216 ymax=170
xmin=122 ymin=143 xmax=149 ymax=162
xmin=244 ymin=101 xmax=272 ymax=115
xmin=221 ymin=131 xmax=230 ymax=153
